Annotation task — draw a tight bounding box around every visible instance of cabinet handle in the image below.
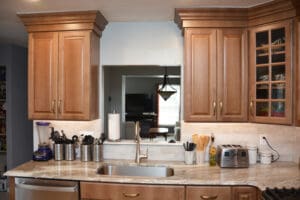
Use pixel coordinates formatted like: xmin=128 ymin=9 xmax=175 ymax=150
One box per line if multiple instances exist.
xmin=219 ymin=101 xmax=223 ymax=114
xmin=58 ymin=100 xmax=62 ymax=114
xmin=213 ymin=101 xmax=217 ymax=116
xmin=51 ymin=100 xmax=56 ymax=113
xmin=240 ymin=194 xmax=250 ymax=200
xmin=122 ymin=193 xmax=140 ymax=198
xmin=200 ymin=195 xmax=218 ymax=200
xmin=250 ymin=101 xmax=254 ymax=116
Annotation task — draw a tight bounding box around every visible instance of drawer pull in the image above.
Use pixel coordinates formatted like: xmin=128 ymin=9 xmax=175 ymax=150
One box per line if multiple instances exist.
xmin=200 ymin=195 xmax=218 ymax=200
xmin=250 ymin=101 xmax=254 ymax=116
xmin=240 ymin=194 xmax=250 ymax=199
xmin=123 ymin=193 xmax=140 ymax=198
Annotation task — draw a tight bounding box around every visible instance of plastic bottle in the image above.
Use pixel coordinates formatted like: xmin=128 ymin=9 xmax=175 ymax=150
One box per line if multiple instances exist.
xmin=209 ymin=134 xmax=217 ymax=166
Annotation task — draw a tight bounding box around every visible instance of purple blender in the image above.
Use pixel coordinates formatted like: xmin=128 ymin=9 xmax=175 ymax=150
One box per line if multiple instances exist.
xmin=33 ymin=122 xmax=52 ymax=161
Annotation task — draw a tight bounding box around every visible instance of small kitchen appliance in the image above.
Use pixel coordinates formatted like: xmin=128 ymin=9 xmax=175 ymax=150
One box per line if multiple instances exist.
xmin=33 ymin=122 xmax=52 ymax=161
xmin=216 ymin=144 xmax=249 ymax=168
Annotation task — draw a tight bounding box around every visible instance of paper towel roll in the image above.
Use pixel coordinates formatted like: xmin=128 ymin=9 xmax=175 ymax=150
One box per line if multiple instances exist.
xmin=108 ymin=113 xmax=120 ymax=141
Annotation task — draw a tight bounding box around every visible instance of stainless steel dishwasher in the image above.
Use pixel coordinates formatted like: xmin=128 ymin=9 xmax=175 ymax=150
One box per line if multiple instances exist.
xmin=15 ymin=177 xmax=79 ymax=200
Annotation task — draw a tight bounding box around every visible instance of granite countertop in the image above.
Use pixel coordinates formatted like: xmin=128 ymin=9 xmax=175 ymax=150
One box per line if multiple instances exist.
xmin=4 ymin=160 xmax=300 ymax=190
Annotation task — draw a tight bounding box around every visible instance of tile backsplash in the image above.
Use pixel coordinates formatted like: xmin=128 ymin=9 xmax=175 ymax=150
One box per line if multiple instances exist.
xmin=33 ymin=120 xmax=299 ymax=163
xmin=181 ymin=122 xmax=300 ymax=163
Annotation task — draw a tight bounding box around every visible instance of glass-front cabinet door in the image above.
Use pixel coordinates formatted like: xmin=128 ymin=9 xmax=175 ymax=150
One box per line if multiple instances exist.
xmin=249 ymin=21 xmax=292 ymax=124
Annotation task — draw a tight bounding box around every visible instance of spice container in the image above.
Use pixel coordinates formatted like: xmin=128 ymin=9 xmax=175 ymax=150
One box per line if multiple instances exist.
xmin=260 ymin=150 xmax=272 ymax=164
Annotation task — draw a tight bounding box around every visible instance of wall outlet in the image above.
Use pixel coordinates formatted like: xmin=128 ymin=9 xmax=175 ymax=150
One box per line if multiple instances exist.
xmin=259 ymin=135 xmax=267 ymax=146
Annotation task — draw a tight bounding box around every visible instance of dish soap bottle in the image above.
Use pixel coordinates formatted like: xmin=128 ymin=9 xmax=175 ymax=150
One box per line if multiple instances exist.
xmin=209 ymin=133 xmax=217 ymax=166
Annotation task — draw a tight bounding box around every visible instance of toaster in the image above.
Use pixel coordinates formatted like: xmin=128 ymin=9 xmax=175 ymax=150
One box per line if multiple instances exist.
xmin=216 ymin=144 xmax=249 ymax=168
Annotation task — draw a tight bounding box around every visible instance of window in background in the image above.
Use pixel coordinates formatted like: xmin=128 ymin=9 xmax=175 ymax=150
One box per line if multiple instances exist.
xmin=158 ymin=84 xmax=180 ymax=126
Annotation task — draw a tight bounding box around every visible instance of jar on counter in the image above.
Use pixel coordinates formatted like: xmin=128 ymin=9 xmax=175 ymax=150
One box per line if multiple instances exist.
xmin=247 ymin=145 xmax=258 ymax=165
xmin=260 ymin=151 xmax=272 ymax=164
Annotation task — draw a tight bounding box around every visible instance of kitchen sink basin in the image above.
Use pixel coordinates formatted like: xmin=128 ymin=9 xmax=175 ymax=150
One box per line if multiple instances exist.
xmin=97 ymin=164 xmax=174 ymax=177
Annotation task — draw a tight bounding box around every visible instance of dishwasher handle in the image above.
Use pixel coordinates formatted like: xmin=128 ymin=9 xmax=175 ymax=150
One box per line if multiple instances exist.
xmin=15 ymin=182 xmax=78 ymax=193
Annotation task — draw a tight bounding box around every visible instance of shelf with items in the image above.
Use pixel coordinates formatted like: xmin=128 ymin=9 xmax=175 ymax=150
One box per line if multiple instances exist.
xmin=250 ymin=21 xmax=291 ymax=124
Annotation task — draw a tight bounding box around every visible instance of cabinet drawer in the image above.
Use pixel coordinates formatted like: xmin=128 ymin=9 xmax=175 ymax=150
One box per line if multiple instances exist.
xmin=232 ymin=186 xmax=258 ymax=200
xmin=186 ymin=186 xmax=231 ymax=200
xmin=80 ymin=182 xmax=185 ymax=200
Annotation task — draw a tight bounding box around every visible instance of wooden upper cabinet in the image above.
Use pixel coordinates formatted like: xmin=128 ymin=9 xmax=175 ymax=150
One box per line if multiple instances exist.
xmin=19 ymin=11 xmax=107 ymax=120
xmin=249 ymin=21 xmax=292 ymax=125
xmin=28 ymin=32 xmax=58 ymax=119
xmin=184 ymin=28 xmax=217 ymax=122
xmin=217 ymin=29 xmax=248 ymax=121
xmin=184 ymin=28 xmax=247 ymax=122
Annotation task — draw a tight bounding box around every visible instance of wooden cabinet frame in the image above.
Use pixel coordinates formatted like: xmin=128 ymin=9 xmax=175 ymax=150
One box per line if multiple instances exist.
xmin=176 ymin=0 xmax=300 ymax=125
xmin=249 ymin=21 xmax=292 ymax=125
xmin=19 ymin=11 xmax=107 ymax=120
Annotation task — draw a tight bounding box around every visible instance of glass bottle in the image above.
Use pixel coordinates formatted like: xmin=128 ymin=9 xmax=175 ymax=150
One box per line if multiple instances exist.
xmin=209 ymin=134 xmax=217 ymax=166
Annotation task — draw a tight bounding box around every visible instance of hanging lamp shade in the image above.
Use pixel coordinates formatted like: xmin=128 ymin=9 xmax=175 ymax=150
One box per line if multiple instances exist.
xmin=157 ymin=68 xmax=177 ymax=101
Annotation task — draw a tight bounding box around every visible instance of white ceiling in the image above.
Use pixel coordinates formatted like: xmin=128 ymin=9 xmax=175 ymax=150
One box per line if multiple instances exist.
xmin=0 ymin=0 xmax=272 ymax=46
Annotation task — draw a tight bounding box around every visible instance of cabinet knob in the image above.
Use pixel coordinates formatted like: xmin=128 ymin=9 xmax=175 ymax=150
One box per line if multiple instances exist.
xmin=250 ymin=101 xmax=254 ymax=116
xmin=219 ymin=101 xmax=223 ymax=114
xmin=200 ymin=195 xmax=218 ymax=200
xmin=58 ymin=100 xmax=62 ymax=114
xmin=123 ymin=193 xmax=140 ymax=198
xmin=51 ymin=100 xmax=56 ymax=113
xmin=213 ymin=101 xmax=217 ymax=116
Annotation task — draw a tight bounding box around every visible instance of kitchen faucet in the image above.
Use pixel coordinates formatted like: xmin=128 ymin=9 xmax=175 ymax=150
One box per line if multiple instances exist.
xmin=135 ymin=121 xmax=148 ymax=164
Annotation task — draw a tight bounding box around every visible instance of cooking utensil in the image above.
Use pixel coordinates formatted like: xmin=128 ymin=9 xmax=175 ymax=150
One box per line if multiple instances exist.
xmin=183 ymin=142 xmax=196 ymax=151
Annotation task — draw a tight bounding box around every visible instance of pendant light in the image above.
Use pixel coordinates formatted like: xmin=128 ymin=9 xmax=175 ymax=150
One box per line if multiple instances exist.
xmin=157 ymin=67 xmax=177 ymax=101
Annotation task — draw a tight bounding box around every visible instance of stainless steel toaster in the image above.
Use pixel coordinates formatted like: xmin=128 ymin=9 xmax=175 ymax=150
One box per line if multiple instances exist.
xmin=216 ymin=144 xmax=249 ymax=168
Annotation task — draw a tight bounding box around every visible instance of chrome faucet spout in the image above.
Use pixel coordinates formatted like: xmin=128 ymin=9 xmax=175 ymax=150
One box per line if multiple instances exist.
xmin=135 ymin=122 xmax=148 ymax=164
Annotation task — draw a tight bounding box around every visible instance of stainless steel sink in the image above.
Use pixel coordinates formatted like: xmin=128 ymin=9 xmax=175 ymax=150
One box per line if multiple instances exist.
xmin=97 ymin=164 xmax=174 ymax=177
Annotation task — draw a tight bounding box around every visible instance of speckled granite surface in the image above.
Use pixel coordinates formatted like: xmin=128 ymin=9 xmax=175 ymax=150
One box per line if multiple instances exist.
xmin=4 ymin=160 xmax=300 ymax=190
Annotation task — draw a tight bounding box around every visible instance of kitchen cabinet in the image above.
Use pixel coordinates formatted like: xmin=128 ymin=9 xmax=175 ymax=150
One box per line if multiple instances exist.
xmin=80 ymin=182 xmax=185 ymax=200
xmin=186 ymin=186 xmax=232 ymax=200
xmin=184 ymin=28 xmax=248 ymax=122
xmin=186 ymin=186 xmax=258 ymax=200
xmin=19 ymin=11 xmax=107 ymax=120
xmin=296 ymin=19 xmax=300 ymax=126
xmin=232 ymin=186 xmax=258 ymax=200
xmin=249 ymin=20 xmax=292 ymax=125
xmin=176 ymin=0 xmax=298 ymax=125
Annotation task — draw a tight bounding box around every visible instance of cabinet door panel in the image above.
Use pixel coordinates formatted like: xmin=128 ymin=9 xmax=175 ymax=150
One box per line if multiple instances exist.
xmin=186 ymin=186 xmax=231 ymax=200
xmin=185 ymin=28 xmax=217 ymax=121
xmin=249 ymin=21 xmax=292 ymax=124
xmin=80 ymin=182 xmax=185 ymax=200
xmin=28 ymin=32 xmax=58 ymax=119
xmin=58 ymin=31 xmax=90 ymax=120
xmin=296 ymin=21 xmax=300 ymax=126
xmin=217 ymin=29 xmax=248 ymax=121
